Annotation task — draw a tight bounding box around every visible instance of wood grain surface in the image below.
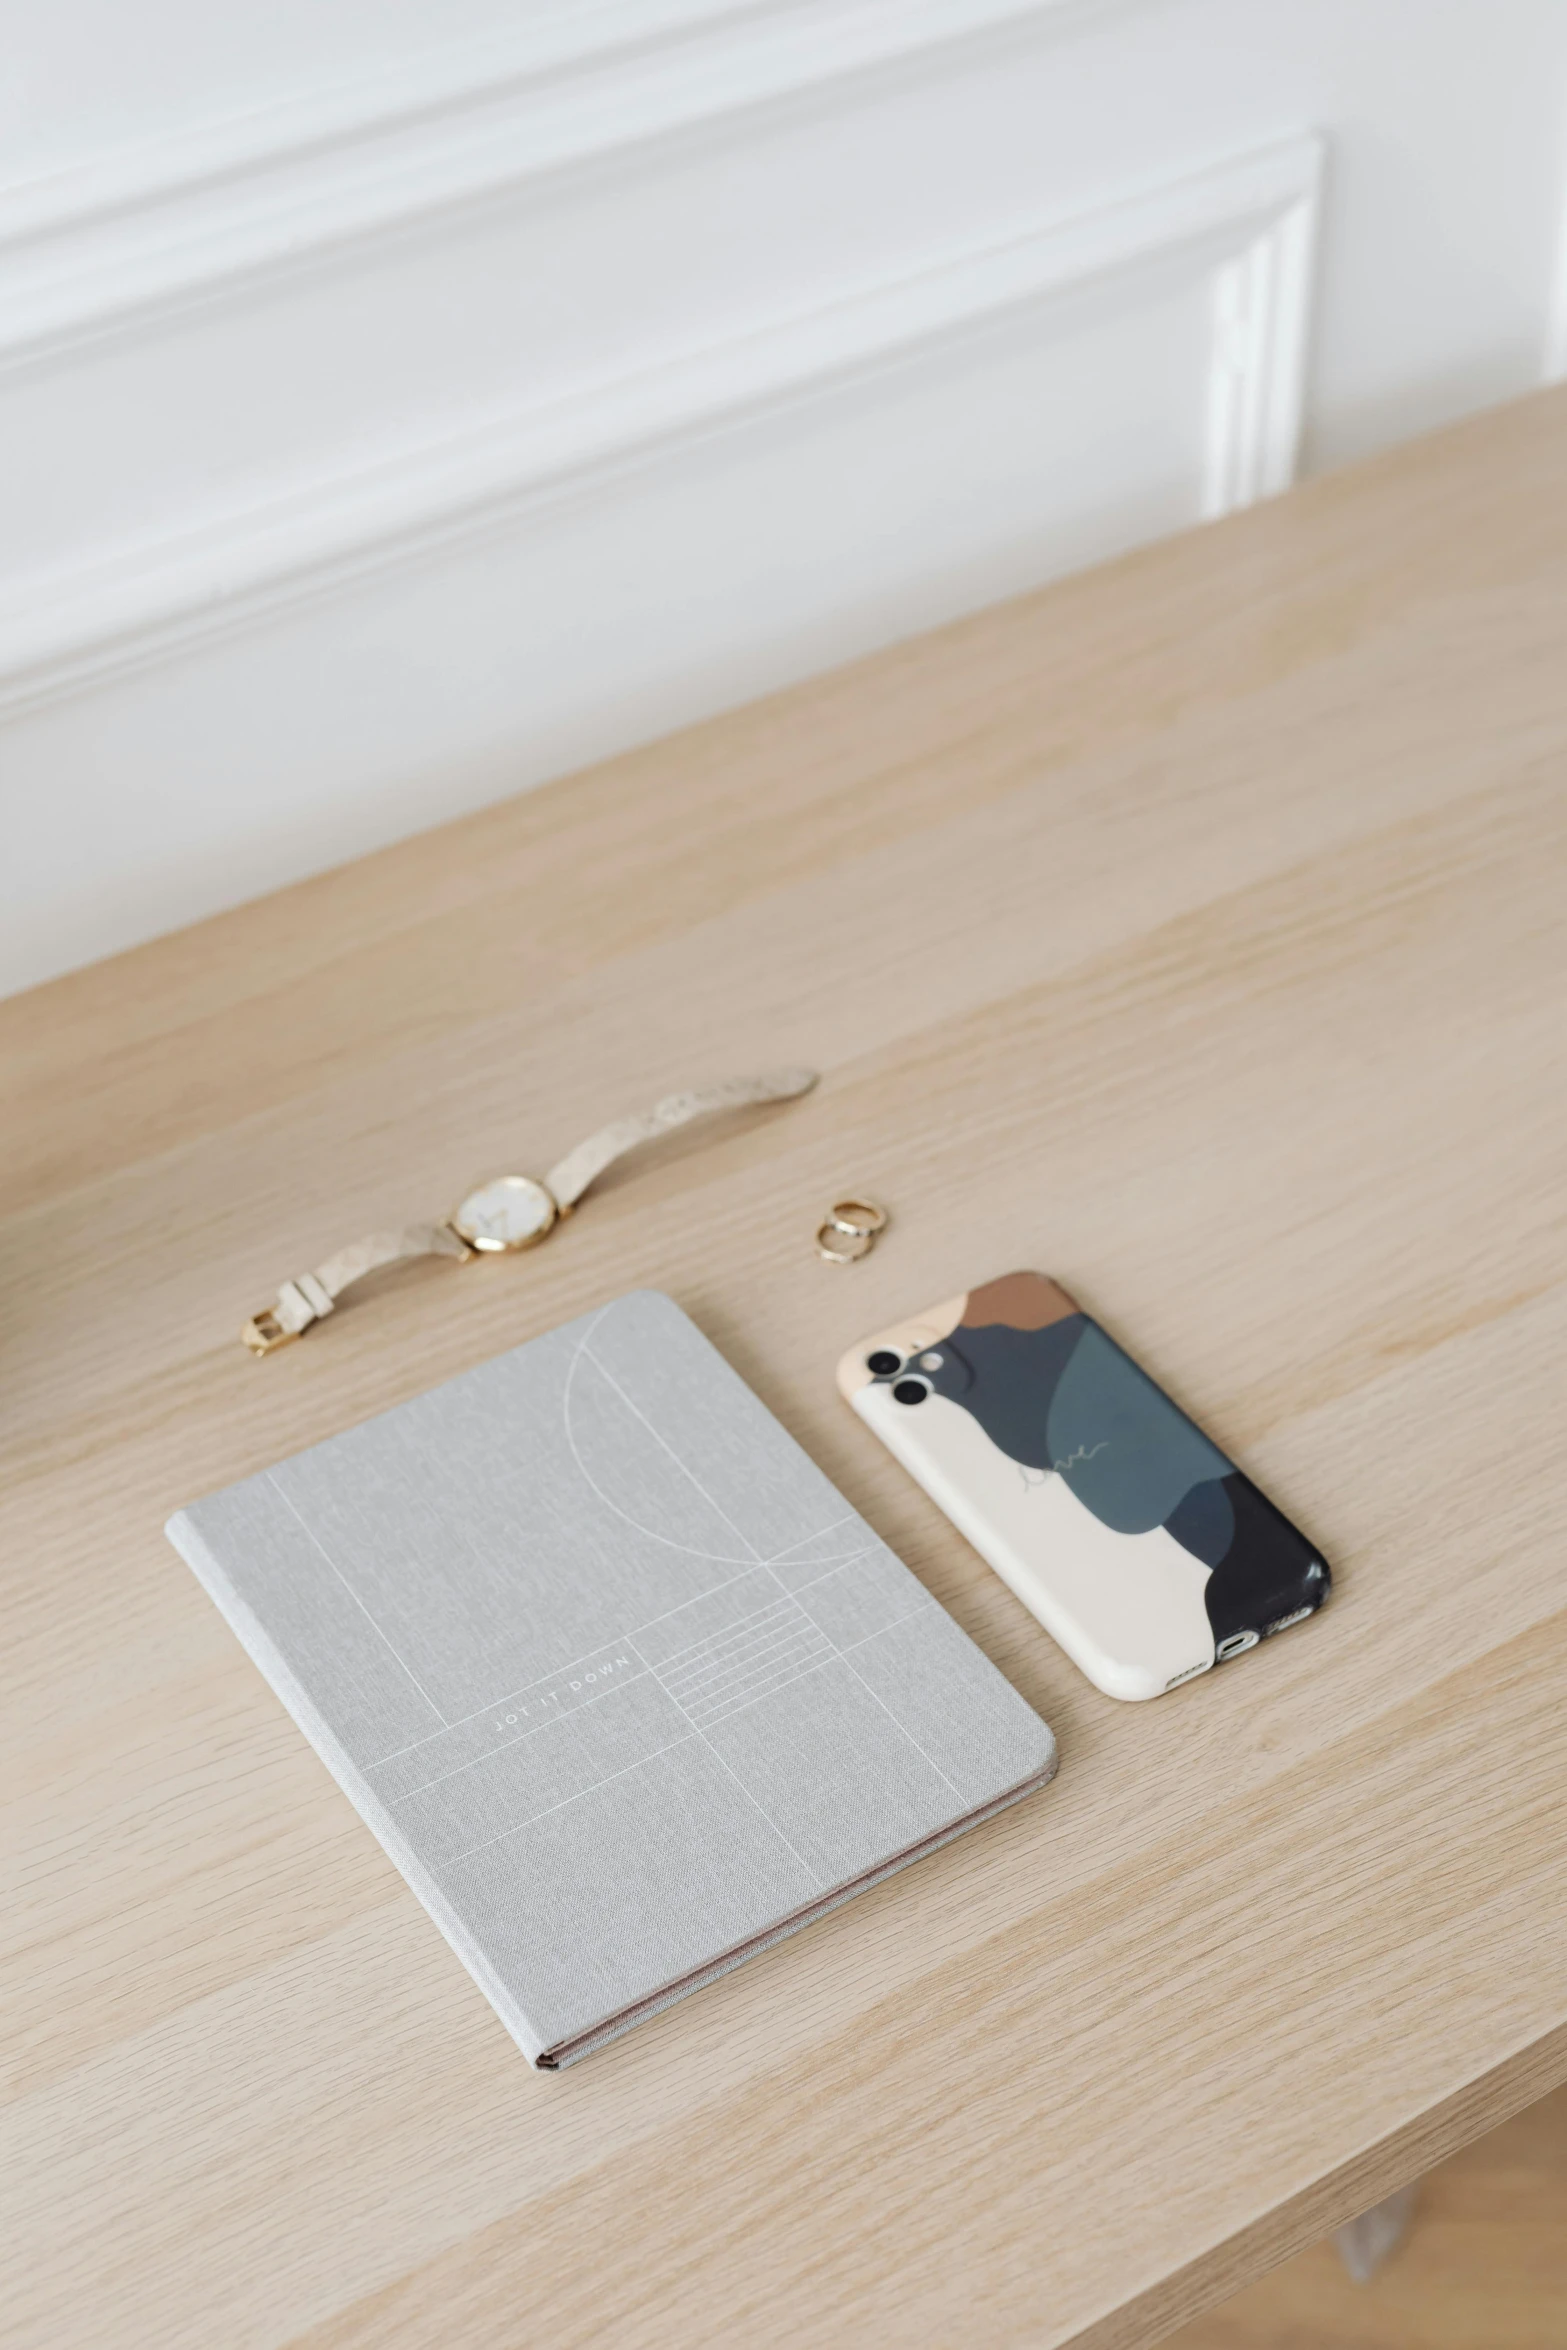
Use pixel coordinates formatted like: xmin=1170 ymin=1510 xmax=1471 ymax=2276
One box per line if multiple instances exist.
xmin=4 ymin=387 xmax=1566 ymax=2350
xmin=1167 ymin=2080 xmax=1567 ymax=2348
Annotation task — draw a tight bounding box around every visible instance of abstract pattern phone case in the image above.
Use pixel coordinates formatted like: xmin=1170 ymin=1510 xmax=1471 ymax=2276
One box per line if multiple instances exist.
xmin=839 ymin=1272 xmax=1329 ymax=1702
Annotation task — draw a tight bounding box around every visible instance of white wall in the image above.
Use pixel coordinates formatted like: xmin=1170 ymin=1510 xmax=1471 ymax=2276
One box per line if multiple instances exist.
xmin=3 ymin=0 xmax=1565 ymax=996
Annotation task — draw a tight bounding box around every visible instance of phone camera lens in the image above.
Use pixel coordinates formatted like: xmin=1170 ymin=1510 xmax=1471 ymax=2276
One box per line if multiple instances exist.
xmin=891 ymin=1378 xmax=930 ymax=1406
xmin=866 ymin=1350 xmax=901 ymax=1375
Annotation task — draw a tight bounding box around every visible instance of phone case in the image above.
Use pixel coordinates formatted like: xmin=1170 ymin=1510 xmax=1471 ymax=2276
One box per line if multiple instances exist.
xmin=838 ymin=1272 xmax=1329 ymax=1702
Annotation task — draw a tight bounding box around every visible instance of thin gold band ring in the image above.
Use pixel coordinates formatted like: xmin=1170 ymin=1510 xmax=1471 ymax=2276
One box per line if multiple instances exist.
xmin=814 ymin=1197 xmax=889 ymax=1262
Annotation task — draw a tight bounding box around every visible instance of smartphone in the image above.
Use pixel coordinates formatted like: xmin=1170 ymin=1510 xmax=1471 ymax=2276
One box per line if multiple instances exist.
xmin=838 ymin=1271 xmax=1329 ymax=1701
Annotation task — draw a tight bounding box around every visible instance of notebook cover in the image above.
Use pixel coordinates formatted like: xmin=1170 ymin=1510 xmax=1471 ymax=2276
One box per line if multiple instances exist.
xmin=167 ymin=1289 xmax=1057 ymax=2067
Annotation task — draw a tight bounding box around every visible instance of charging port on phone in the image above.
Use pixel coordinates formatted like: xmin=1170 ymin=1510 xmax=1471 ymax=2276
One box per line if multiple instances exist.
xmin=1215 ymin=1629 xmax=1260 ymax=1663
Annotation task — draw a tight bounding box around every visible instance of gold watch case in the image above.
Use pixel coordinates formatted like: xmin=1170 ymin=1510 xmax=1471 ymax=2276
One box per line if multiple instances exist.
xmin=449 ymin=1173 xmax=559 ymax=1253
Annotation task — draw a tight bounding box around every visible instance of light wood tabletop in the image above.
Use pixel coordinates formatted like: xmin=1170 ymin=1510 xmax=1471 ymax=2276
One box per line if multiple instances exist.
xmin=5 ymin=386 xmax=1567 ymax=2350
xmin=1166 ymin=2080 xmax=1567 ymax=2349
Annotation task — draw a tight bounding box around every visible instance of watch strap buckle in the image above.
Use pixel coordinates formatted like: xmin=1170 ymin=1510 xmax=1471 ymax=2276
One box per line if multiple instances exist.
xmin=241 ymin=1273 xmax=335 ymax=1355
xmin=242 ymin=1307 xmax=297 ymax=1356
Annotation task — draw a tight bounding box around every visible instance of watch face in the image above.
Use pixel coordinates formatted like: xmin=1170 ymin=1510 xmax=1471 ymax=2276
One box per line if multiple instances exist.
xmin=451 ymin=1174 xmax=557 ymax=1252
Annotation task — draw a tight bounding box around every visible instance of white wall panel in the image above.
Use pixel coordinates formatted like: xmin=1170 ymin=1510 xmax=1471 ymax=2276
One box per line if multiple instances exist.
xmin=2 ymin=0 xmax=1565 ymax=992
xmin=1 ymin=140 xmax=1317 ymax=990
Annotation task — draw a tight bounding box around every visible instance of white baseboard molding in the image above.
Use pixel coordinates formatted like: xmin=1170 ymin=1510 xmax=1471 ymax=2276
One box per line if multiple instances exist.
xmin=0 ymin=0 xmax=1124 ymax=374
xmin=0 ymin=133 xmax=1322 ymax=722
xmin=1203 ymin=165 xmax=1320 ymax=513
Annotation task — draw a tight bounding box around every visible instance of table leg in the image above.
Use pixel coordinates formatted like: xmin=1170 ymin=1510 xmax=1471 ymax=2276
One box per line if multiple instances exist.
xmin=1334 ymin=2182 xmax=1420 ymax=2282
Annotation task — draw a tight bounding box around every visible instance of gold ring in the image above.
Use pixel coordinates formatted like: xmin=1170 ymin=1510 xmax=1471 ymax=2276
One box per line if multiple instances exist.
xmin=827 ymin=1198 xmax=889 ymax=1239
xmin=816 ymin=1221 xmax=875 ymax=1263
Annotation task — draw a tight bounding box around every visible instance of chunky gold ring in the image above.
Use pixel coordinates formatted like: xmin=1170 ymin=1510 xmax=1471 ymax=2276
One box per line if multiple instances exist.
xmin=816 ymin=1220 xmax=876 ymax=1263
xmin=827 ymin=1198 xmax=889 ymax=1239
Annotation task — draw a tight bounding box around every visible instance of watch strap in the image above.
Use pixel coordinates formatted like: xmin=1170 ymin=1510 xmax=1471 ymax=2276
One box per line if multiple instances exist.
xmin=243 ymin=1224 xmax=471 ymax=1354
xmin=543 ymin=1066 xmax=817 ymax=1212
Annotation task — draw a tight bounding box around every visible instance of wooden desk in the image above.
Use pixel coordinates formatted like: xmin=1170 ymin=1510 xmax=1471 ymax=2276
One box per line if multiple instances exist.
xmin=5 ymin=389 xmax=1566 ymax=2350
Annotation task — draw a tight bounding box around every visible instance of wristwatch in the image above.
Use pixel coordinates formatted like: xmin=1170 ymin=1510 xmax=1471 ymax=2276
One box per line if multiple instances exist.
xmin=242 ymin=1066 xmax=817 ymax=1354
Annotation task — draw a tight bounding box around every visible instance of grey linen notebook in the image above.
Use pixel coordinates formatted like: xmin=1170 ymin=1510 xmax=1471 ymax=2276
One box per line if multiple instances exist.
xmin=168 ymin=1290 xmax=1057 ymax=2067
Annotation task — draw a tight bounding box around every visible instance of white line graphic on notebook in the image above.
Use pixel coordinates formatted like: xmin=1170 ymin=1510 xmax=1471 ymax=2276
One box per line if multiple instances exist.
xmin=576 ymin=1310 xmax=967 ymax=1804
